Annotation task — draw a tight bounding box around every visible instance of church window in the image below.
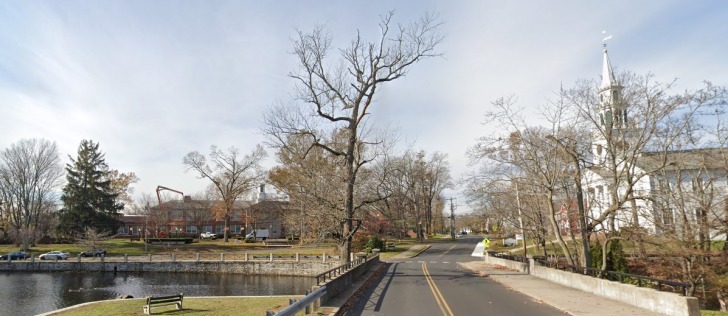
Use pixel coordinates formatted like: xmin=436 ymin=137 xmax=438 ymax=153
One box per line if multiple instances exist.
xmin=615 ymin=110 xmax=622 ymax=127
xmin=604 ymin=111 xmax=613 ymax=127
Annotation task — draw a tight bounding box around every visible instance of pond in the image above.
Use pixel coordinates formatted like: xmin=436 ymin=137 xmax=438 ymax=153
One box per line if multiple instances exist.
xmin=0 ymin=271 xmax=315 ymax=315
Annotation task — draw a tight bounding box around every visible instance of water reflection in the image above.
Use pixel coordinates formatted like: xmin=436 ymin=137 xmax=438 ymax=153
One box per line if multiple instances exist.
xmin=0 ymin=271 xmax=314 ymax=315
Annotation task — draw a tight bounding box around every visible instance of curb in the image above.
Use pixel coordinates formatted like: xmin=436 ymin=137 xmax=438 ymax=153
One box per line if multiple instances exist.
xmin=409 ymin=245 xmax=431 ymax=257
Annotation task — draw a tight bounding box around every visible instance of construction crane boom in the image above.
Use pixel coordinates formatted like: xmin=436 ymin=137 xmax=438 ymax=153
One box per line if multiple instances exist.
xmin=154 ymin=186 xmax=185 ymax=238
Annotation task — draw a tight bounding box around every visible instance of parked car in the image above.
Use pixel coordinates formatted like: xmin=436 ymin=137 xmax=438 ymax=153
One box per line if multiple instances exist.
xmin=200 ymin=232 xmax=217 ymax=240
xmin=39 ymin=251 xmax=70 ymax=260
xmin=503 ymin=238 xmax=518 ymax=247
xmin=1 ymin=251 xmax=31 ymax=260
xmin=80 ymin=249 xmax=106 ymax=257
xmin=245 ymin=229 xmax=269 ymax=241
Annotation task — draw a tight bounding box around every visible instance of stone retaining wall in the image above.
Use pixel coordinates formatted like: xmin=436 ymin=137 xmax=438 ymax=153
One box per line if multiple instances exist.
xmin=0 ymin=260 xmax=339 ymax=276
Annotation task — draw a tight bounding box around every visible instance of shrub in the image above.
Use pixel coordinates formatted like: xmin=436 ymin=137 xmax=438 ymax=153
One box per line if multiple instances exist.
xmin=366 ymin=236 xmax=384 ymax=252
xmin=590 ymin=239 xmax=627 ymax=272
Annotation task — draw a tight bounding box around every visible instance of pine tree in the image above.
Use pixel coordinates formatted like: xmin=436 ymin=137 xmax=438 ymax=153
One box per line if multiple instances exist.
xmin=58 ymin=140 xmax=123 ymax=236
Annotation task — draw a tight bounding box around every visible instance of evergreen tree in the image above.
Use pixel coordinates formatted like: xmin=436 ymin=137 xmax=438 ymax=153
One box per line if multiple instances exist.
xmin=58 ymin=140 xmax=123 ymax=236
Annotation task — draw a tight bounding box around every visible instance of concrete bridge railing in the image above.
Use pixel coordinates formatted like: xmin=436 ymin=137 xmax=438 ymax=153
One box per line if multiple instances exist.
xmin=484 ymin=253 xmax=700 ymax=316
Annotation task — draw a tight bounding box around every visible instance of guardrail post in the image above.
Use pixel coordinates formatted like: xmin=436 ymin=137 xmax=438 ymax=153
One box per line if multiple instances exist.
xmin=77 ymin=254 xmax=81 ymax=263
xmin=221 ymin=253 xmax=225 ymax=262
xmin=270 ymin=253 xmax=273 ymax=262
xmin=304 ymin=290 xmax=310 ymax=314
xmin=101 ymin=255 xmax=104 ymax=263
xmin=148 ymin=254 xmax=152 ymax=262
xmin=245 ymin=252 xmax=248 ymax=261
xmin=124 ymin=254 xmax=128 ymax=263
xmin=296 ymin=253 xmax=299 ymax=262
xmin=323 ymin=253 xmax=327 ymax=262
xmin=196 ymin=253 xmax=200 ymax=262
xmin=172 ymin=254 xmax=176 ymax=262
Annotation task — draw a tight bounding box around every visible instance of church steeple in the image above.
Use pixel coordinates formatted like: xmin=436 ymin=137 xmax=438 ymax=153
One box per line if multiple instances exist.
xmin=592 ymin=34 xmax=630 ymax=166
xmin=601 ymin=47 xmax=618 ymax=90
xmin=597 ymin=35 xmax=626 ymax=130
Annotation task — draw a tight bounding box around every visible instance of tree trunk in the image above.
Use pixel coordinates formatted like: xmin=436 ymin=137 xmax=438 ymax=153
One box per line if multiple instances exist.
xmin=223 ymin=213 xmax=230 ymax=242
xmin=341 ymin=115 xmax=357 ymax=264
xmin=547 ymin=193 xmax=575 ymax=265
xmin=629 ymin=197 xmax=647 ymax=258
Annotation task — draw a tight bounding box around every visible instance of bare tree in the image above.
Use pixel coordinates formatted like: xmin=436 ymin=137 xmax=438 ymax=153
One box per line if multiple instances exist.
xmin=186 ymin=192 xmax=214 ymax=237
xmin=0 ymin=139 xmax=64 ymax=250
xmin=183 ymin=145 xmax=266 ymax=242
xmin=75 ymin=226 xmax=114 ymax=252
xmin=263 ymin=11 xmax=443 ymax=262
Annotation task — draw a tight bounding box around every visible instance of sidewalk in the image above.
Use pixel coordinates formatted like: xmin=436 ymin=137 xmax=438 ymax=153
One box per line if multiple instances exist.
xmin=459 ymin=260 xmax=666 ymax=316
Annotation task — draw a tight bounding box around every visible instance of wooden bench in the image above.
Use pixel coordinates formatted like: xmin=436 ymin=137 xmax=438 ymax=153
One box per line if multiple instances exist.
xmin=143 ymin=293 xmax=183 ymax=314
xmin=263 ymin=239 xmax=292 ymax=248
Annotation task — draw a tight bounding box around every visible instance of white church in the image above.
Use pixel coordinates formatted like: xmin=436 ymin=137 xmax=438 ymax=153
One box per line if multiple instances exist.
xmin=580 ymin=44 xmax=727 ymax=242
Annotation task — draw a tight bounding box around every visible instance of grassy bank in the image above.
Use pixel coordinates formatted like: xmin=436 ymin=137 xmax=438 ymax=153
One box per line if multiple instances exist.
xmin=50 ymin=296 xmax=298 ymax=316
xmin=0 ymin=238 xmax=340 ymax=258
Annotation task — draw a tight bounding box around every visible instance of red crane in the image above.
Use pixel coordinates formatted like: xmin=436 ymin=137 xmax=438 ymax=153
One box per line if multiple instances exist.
xmin=155 ymin=186 xmax=184 ymax=238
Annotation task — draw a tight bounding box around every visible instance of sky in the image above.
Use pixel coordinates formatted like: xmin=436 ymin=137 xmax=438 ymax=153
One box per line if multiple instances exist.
xmin=1 ymin=1 xmax=727 ymax=214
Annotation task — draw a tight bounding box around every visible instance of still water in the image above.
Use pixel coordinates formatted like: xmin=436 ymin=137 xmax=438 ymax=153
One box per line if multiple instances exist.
xmin=0 ymin=271 xmax=314 ymax=315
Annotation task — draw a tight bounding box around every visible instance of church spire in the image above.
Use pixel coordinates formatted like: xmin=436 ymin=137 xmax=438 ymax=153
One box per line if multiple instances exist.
xmin=597 ymin=32 xmax=625 ymax=129
xmin=601 ymin=46 xmax=617 ymax=90
xmin=600 ymin=31 xmax=618 ymax=90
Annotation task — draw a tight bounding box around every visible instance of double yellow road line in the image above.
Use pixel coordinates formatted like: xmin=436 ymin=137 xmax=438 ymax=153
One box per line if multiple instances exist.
xmin=422 ymin=262 xmax=454 ymax=316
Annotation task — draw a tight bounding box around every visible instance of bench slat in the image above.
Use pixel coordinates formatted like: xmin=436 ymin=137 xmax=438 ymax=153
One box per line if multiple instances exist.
xmin=144 ymin=293 xmax=183 ymax=315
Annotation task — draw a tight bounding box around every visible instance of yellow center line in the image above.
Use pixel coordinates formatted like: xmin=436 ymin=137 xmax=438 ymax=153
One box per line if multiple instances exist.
xmin=422 ymin=262 xmax=455 ymax=316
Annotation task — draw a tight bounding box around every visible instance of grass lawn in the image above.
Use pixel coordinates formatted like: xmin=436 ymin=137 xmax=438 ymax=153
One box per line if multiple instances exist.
xmin=702 ymin=310 xmax=728 ymax=316
xmin=52 ymin=296 xmax=299 ymax=316
xmin=0 ymin=239 xmax=339 ymax=258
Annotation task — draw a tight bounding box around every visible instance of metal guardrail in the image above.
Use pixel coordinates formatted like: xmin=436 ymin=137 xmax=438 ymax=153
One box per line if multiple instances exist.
xmin=267 ymin=286 xmax=326 ymax=316
xmin=491 ymin=252 xmax=528 ymax=263
xmin=489 ymin=252 xmax=690 ymax=296
xmin=314 ymin=254 xmax=374 ymax=285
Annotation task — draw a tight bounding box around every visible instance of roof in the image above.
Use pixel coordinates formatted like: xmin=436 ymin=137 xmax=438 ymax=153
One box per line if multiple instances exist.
xmin=119 ymin=214 xmax=146 ymax=225
xmin=637 ymin=148 xmax=728 ymax=172
xmin=248 ymin=200 xmax=291 ymax=212
xmin=152 ymin=199 xmax=254 ymax=211
xmin=601 ymin=48 xmax=618 ymax=89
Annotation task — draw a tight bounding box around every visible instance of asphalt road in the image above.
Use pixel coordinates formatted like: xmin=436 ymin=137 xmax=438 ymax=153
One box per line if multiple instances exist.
xmin=343 ymin=236 xmax=568 ymax=316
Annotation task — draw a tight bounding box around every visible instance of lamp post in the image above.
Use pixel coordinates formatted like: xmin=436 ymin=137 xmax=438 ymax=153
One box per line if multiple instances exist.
xmin=144 ymin=203 xmax=149 ymax=253
xmin=546 ymin=135 xmax=591 ymax=268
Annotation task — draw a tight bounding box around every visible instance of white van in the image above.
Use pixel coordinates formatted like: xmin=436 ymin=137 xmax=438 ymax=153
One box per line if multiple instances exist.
xmin=245 ymin=229 xmax=270 ymax=240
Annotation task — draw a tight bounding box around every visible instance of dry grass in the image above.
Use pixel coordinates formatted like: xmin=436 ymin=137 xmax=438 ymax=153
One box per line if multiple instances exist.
xmin=51 ymin=296 xmax=300 ymax=316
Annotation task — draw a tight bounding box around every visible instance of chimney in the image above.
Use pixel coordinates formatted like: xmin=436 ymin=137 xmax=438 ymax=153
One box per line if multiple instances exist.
xmin=257 ymin=184 xmax=266 ymax=203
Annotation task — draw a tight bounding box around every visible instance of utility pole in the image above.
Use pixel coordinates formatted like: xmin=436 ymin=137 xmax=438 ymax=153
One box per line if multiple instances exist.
xmin=447 ymin=198 xmax=456 ymax=239
xmin=515 ymin=183 xmax=527 ymax=257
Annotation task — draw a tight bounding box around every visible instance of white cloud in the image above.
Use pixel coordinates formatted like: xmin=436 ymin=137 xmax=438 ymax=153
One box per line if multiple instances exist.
xmin=1 ymin=1 xmax=727 ymax=213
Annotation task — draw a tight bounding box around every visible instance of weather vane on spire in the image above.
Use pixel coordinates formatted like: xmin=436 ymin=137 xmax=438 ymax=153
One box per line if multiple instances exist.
xmin=602 ymin=30 xmax=613 ymax=48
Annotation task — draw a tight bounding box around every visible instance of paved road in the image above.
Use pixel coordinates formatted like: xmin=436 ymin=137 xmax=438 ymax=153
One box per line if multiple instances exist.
xmin=344 ymin=237 xmax=568 ymax=315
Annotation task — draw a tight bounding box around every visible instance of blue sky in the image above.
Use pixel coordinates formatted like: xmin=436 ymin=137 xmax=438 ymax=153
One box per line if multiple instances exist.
xmin=1 ymin=1 xmax=727 ymax=213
